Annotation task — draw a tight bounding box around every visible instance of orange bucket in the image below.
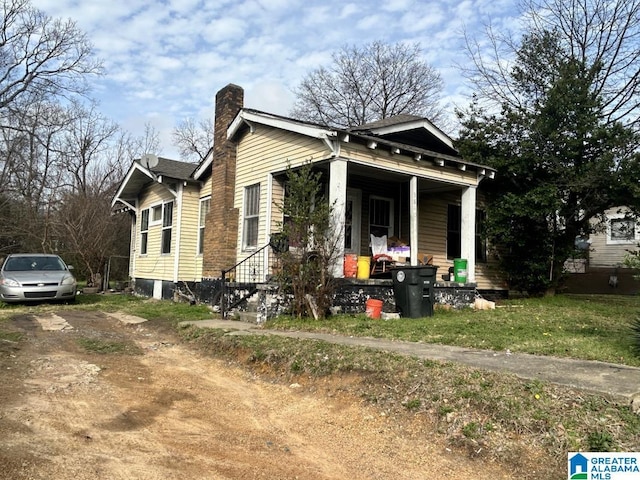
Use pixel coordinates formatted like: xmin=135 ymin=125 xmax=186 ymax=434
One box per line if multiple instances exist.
xmin=365 ymin=298 xmax=383 ymax=319
xmin=343 ymin=254 xmax=358 ymax=278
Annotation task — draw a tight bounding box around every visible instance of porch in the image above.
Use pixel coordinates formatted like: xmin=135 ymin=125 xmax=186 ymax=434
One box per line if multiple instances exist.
xmin=206 ymin=244 xmax=480 ymax=323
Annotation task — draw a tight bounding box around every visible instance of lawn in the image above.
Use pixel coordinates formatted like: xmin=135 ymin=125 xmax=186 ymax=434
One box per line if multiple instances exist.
xmin=1 ymin=291 xmax=638 ymax=475
xmin=267 ymin=294 xmax=640 ymax=366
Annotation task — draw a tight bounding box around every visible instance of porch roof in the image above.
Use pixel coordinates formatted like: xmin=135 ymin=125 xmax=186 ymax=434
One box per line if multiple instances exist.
xmin=227 ymin=108 xmax=496 ymax=178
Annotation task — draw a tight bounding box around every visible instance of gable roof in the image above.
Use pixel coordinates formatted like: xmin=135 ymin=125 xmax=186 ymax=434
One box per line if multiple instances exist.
xmin=349 ymin=114 xmax=457 ymax=155
xmin=111 ymin=157 xmax=199 ymax=210
xmin=228 ymin=109 xmax=495 ymax=177
xmin=152 ymin=157 xmax=198 ymax=180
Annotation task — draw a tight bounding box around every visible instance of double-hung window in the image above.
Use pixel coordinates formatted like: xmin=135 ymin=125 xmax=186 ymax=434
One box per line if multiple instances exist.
xmin=198 ymin=197 xmax=211 ymax=255
xmin=243 ymin=184 xmax=260 ymax=249
xmin=140 ymin=208 xmax=149 ymax=255
xmin=161 ymin=201 xmax=174 ymax=254
xmin=369 ymin=196 xmax=394 ymax=238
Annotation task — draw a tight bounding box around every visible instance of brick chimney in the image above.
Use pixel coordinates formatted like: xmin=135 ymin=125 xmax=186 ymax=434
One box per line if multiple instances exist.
xmin=202 ymin=84 xmax=244 ymax=278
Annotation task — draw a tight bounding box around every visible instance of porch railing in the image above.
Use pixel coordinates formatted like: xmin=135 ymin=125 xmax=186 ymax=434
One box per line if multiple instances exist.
xmin=220 ymin=243 xmax=281 ymax=318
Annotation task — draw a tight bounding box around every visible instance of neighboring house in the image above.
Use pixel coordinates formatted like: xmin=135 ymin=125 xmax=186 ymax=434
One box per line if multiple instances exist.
xmin=563 ymin=207 xmax=639 ymax=294
xmin=588 ymin=206 xmax=639 ymax=268
xmin=113 ymin=83 xmax=506 ymax=304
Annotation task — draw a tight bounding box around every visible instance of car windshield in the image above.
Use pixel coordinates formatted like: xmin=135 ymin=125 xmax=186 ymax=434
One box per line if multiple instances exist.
xmin=3 ymin=256 xmax=66 ymax=272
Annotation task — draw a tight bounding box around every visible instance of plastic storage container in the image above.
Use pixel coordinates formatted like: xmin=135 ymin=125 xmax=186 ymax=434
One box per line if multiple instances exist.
xmin=453 ymin=258 xmax=468 ymax=283
xmin=356 ymin=256 xmax=371 ymax=280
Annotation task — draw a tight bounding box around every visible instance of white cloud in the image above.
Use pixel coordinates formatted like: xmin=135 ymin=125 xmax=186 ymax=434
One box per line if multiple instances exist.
xmin=29 ymin=0 xmax=523 ymax=157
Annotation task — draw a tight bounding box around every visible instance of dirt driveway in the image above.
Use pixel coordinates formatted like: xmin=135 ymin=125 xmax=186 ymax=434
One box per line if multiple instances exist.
xmin=0 ymin=309 xmax=511 ymax=479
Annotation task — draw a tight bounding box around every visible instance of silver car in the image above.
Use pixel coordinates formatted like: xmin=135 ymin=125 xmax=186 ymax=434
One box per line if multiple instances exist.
xmin=0 ymin=254 xmax=77 ymax=303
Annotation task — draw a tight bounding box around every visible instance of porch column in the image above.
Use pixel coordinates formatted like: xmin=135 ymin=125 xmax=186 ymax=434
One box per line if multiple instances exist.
xmin=460 ymin=186 xmax=477 ymax=282
xmin=409 ymin=176 xmax=418 ymax=265
xmin=329 ymin=158 xmax=347 ymax=277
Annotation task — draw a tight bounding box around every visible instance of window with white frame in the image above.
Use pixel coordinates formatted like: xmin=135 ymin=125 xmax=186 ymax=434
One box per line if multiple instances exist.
xmin=198 ymin=197 xmax=210 ymax=255
xmin=243 ymin=184 xmax=260 ymax=249
xmin=161 ymin=201 xmax=174 ymax=254
xmin=151 ymin=204 xmax=163 ymax=224
xmin=607 ymin=214 xmax=638 ymax=245
xmin=140 ymin=208 xmax=149 ymax=255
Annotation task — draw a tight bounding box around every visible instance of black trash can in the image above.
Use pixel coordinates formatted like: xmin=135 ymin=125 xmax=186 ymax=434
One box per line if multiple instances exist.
xmin=391 ymin=266 xmax=439 ymax=318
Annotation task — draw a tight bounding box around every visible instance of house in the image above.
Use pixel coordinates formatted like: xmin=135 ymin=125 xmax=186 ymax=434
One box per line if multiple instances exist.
xmin=111 ymin=155 xmax=211 ymax=299
xmin=563 ymin=206 xmax=639 ymax=294
xmin=588 ymin=206 xmax=639 ymax=268
xmin=113 ymin=83 xmax=506 ymax=310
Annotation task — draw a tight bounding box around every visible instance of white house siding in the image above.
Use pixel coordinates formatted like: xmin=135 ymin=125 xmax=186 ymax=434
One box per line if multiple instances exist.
xmin=588 ymin=207 xmax=639 ymax=268
xmin=234 ymin=125 xmax=330 ymax=263
xmin=133 ymin=183 xmax=176 ymax=282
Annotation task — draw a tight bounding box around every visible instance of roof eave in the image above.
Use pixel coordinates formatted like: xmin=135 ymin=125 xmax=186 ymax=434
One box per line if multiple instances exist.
xmin=227 ymin=109 xmax=338 ymax=141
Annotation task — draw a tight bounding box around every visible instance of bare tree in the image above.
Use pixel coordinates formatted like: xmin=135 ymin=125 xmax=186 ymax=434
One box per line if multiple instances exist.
xmin=134 ymin=122 xmax=161 ymax=158
xmin=172 ymin=117 xmax=213 ymax=162
xmin=61 ymin=101 xmax=121 ymax=195
xmin=290 ymin=41 xmax=446 ymax=128
xmin=54 ymin=101 xmax=138 ymax=285
xmin=461 ymin=0 xmax=640 ymax=129
xmin=0 ymin=0 xmax=102 ymax=118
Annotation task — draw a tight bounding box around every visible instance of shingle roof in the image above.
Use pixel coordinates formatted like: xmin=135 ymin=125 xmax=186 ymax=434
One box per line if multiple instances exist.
xmin=148 ymin=157 xmax=198 ymax=180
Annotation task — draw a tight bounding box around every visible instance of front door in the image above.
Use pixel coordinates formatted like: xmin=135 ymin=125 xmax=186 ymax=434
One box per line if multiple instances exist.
xmin=345 ymin=189 xmax=361 ymax=254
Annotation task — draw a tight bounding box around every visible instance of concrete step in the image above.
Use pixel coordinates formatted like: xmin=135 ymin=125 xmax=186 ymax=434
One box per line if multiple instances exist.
xmin=236 ymin=311 xmax=260 ymax=324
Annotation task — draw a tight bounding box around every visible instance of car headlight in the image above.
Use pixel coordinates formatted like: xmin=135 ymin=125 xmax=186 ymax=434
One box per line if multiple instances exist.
xmin=0 ymin=277 xmax=20 ymax=287
xmin=61 ymin=276 xmax=76 ymax=286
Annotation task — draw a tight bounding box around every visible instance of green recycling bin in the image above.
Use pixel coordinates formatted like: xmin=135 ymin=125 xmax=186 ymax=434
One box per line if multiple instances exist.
xmin=391 ymin=265 xmax=438 ymax=318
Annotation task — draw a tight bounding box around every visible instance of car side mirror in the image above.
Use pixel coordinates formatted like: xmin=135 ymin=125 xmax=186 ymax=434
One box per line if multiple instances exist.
xmin=67 ymin=265 xmax=74 ymax=270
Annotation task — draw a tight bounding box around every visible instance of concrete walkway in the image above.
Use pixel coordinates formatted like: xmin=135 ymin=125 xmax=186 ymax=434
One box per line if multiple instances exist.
xmin=180 ymin=319 xmax=640 ymax=406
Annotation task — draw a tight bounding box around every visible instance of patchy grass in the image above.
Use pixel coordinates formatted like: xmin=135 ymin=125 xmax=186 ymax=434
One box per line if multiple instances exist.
xmin=76 ymin=337 xmax=143 ymax=355
xmin=176 ymin=325 xmax=640 ymax=479
xmin=267 ymin=294 xmax=640 ymax=366
xmin=0 ymin=293 xmax=213 ymax=324
xmin=2 ymin=292 xmax=639 ymax=478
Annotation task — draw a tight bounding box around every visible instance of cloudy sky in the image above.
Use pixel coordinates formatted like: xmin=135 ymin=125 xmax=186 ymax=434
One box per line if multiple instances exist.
xmin=31 ymin=0 xmax=524 ymax=158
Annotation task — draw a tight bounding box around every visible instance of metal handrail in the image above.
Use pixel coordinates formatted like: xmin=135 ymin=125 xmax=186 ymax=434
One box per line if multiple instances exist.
xmin=220 ymin=243 xmax=279 ymax=319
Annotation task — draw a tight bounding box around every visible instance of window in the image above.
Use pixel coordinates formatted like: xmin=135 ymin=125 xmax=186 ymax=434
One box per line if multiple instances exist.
xmin=198 ymin=197 xmax=210 ymax=255
xmin=476 ymin=210 xmax=487 ymax=263
xmin=243 ymin=184 xmax=260 ymax=249
xmin=151 ymin=204 xmax=163 ymax=224
xmin=369 ymin=196 xmax=393 ymax=238
xmin=607 ymin=215 xmax=637 ymax=245
xmin=161 ymin=201 xmax=173 ymax=254
xmin=447 ymin=205 xmax=461 ymax=259
xmin=447 ymin=205 xmax=487 ymax=262
xmin=140 ymin=208 xmax=149 ymax=255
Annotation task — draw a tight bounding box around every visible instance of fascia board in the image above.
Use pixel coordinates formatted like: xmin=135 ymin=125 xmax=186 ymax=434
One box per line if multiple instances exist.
xmin=111 ymin=162 xmax=155 ymax=207
xmin=369 ymin=119 xmax=454 ymax=150
xmin=193 ymin=151 xmax=213 ymax=180
xmin=227 ymin=110 xmax=337 ymax=141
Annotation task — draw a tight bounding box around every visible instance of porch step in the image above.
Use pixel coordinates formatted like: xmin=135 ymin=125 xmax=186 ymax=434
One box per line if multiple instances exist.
xmin=236 ymin=310 xmax=260 ymax=324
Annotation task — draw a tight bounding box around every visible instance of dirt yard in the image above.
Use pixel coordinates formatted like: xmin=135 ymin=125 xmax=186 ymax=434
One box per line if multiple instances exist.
xmin=0 ymin=309 xmax=512 ymax=479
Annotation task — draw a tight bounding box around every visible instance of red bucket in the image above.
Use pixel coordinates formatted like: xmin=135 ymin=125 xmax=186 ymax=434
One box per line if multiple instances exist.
xmin=343 ymin=254 xmax=358 ymax=278
xmin=365 ymin=298 xmax=383 ymax=319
